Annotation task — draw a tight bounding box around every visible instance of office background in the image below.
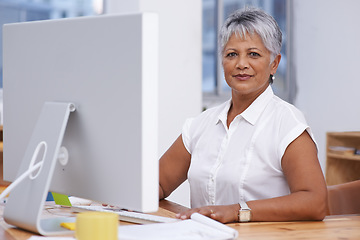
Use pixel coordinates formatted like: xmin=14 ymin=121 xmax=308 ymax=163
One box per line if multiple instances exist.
xmin=0 ymin=0 xmax=359 ymax=207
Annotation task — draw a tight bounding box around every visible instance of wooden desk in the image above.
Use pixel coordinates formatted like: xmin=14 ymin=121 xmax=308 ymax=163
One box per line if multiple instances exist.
xmin=231 ymin=215 xmax=360 ymax=240
xmin=0 ymin=199 xmax=184 ymax=240
xmin=1 ymin=199 xmax=360 ymax=240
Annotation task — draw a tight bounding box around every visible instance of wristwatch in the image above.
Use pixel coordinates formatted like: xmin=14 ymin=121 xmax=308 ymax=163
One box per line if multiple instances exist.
xmin=238 ymin=201 xmax=252 ymax=222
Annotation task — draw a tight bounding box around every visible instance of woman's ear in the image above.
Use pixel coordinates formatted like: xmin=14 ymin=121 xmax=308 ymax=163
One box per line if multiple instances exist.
xmin=271 ymin=54 xmax=281 ymax=75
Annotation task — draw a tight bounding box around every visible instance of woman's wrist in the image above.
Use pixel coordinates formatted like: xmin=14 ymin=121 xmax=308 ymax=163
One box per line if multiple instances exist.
xmin=234 ymin=203 xmax=241 ymax=222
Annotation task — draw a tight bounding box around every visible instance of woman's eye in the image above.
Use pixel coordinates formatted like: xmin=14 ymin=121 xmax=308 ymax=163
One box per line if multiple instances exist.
xmin=226 ymin=52 xmax=237 ymax=58
xmin=249 ymin=52 xmax=261 ymax=57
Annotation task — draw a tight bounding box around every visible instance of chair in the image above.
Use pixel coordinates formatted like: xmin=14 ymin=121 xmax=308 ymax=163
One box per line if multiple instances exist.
xmin=327 ymin=180 xmax=360 ymax=215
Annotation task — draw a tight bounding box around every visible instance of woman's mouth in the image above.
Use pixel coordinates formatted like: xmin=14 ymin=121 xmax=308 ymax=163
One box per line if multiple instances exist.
xmin=233 ymin=74 xmax=252 ymax=81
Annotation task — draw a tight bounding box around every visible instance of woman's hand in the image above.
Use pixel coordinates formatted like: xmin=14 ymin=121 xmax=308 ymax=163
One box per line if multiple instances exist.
xmin=175 ymin=204 xmax=240 ymax=223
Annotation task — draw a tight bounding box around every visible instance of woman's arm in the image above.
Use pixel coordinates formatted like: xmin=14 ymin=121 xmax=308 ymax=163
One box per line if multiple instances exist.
xmin=248 ymin=130 xmax=328 ymax=221
xmin=159 ymin=134 xmax=191 ymax=200
xmin=176 ymin=131 xmax=328 ymax=223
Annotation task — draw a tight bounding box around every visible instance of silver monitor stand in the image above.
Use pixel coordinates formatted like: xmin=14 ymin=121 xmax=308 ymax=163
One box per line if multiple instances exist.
xmin=4 ymin=102 xmax=75 ymax=235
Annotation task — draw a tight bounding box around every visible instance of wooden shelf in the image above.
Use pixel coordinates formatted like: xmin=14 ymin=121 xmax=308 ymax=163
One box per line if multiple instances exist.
xmin=326 ymin=131 xmax=360 ymax=138
xmin=326 ymin=131 xmax=360 ymax=185
xmin=327 ymin=153 xmax=360 ymax=161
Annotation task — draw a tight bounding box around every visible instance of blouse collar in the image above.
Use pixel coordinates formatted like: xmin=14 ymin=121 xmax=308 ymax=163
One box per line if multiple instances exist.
xmin=217 ymin=86 xmax=274 ymax=126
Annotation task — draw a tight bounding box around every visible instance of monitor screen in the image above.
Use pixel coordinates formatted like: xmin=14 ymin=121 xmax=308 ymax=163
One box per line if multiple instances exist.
xmin=2 ymin=12 xmax=159 ymax=234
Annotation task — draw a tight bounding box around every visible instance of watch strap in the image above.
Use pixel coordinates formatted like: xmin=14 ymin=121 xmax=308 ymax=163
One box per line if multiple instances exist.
xmin=239 ymin=201 xmax=251 ymax=210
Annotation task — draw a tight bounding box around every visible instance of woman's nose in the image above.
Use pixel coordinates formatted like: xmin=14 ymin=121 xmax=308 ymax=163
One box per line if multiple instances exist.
xmin=235 ymin=56 xmax=249 ymax=69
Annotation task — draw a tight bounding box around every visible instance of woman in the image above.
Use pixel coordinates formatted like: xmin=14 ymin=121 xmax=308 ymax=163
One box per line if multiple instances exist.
xmin=159 ymin=7 xmax=327 ymax=223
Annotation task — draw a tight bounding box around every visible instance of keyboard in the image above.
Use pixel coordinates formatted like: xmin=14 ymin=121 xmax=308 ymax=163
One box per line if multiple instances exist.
xmin=71 ymin=205 xmax=179 ymax=225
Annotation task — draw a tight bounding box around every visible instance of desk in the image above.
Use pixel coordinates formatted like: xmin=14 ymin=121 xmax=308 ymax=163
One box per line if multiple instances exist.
xmin=0 ymin=199 xmax=182 ymax=240
xmin=1 ymin=199 xmax=360 ymax=240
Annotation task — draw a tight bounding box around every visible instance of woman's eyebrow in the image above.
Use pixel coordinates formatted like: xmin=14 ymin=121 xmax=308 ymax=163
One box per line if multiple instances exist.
xmin=248 ymin=47 xmax=263 ymax=52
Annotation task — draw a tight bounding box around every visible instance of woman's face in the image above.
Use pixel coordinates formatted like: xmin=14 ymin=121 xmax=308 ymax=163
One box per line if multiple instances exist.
xmin=222 ymin=32 xmax=280 ymax=99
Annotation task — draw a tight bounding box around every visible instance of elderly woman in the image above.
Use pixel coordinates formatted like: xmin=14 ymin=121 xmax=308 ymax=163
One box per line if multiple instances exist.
xmin=159 ymin=7 xmax=327 ymax=223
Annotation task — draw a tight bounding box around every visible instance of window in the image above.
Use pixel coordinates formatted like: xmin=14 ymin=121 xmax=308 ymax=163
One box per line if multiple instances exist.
xmin=202 ymin=0 xmax=290 ymax=108
xmin=0 ymin=0 xmax=103 ymax=88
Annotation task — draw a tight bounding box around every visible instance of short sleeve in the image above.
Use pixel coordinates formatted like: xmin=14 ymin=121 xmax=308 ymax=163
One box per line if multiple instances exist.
xmin=181 ymin=118 xmax=194 ymax=154
xmin=278 ymin=123 xmax=308 ymax=158
xmin=277 ymin=110 xmax=318 ymax=159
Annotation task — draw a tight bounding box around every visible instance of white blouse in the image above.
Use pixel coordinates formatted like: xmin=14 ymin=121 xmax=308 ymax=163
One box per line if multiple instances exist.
xmin=182 ymin=86 xmax=316 ymax=208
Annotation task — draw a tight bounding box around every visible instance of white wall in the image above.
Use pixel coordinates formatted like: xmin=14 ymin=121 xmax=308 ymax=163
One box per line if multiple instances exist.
xmin=105 ymin=0 xmax=202 ymax=207
xmin=292 ymin=0 xmax=360 ymax=172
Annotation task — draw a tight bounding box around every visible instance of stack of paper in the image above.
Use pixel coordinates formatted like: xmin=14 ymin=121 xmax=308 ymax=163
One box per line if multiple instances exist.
xmin=118 ymin=213 xmax=238 ymax=240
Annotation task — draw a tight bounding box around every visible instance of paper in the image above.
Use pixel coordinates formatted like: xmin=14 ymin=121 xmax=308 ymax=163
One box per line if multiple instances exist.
xmin=60 ymin=222 xmax=76 ymax=231
xmin=51 ymin=192 xmax=72 ymax=207
xmin=191 ymin=213 xmax=237 ymax=237
xmin=27 ymin=237 xmax=74 ymax=240
xmin=118 ymin=213 xmax=238 ymax=240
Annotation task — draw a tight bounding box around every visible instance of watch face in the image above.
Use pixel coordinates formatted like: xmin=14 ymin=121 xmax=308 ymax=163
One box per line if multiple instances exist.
xmin=240 ymin=210 xmax=251 ymax=222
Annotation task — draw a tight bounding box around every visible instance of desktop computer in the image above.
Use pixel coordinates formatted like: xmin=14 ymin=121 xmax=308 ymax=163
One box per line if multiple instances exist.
xmin=2 ymin=12 xmax=159 ymax=235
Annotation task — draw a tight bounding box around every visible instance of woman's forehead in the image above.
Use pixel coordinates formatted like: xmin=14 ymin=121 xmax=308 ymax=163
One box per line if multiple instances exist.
xmin=227 ymin=32 xmax=264 ymax=45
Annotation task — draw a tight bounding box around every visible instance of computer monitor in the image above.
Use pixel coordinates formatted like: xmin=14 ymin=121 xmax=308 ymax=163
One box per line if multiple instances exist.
xmin=2 ymin=12 xmax=159 ymax=235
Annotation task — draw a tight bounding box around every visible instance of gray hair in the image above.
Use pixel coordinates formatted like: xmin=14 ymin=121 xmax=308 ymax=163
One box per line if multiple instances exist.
xmin=219 ymin=7 xmax=282 ymax=62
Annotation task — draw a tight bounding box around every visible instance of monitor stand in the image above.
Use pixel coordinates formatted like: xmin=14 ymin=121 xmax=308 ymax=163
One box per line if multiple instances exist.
xmin=4 ymin=102 xmax=76 ymax=235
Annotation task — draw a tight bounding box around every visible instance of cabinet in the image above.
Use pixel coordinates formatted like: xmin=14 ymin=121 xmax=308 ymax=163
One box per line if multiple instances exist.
xmin=326 ymin=131 xmax=360 ymax=185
